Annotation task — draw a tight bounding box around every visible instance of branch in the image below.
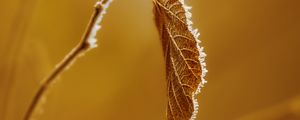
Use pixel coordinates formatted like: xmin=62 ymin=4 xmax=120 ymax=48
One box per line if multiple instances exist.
xmin=23 ymin=0 xmax=113 ymax=120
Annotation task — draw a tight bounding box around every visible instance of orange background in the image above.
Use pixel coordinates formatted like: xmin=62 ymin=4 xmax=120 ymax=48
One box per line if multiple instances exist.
xmin=0 ymin=0 xmax=300 ymax=120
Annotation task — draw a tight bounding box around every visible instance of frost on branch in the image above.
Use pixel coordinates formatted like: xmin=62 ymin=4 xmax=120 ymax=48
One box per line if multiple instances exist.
xmin=87 ymin=0 xmax=113 ymax=49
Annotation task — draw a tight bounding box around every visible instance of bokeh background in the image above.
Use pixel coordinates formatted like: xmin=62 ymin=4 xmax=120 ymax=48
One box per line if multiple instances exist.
xmin=1 ymin=0 xmax=300 ymax=120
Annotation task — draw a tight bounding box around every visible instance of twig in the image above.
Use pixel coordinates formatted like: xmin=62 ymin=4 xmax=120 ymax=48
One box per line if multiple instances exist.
xmin=23 ymin=0 xmax=113 ymax=120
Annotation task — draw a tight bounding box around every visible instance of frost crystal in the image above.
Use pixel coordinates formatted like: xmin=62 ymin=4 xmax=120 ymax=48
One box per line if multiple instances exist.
xmin=88 ymin=0 xmax=113 ymax=49
xmin=178 ymin=0 xmax=208 ymax=120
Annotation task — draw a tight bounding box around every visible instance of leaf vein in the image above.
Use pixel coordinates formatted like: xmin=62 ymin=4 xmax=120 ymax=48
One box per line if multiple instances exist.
xmin=167 ymin=28 xmax=199 ymax=80
xmin=155 ymin=1 xmax=186 ymax=25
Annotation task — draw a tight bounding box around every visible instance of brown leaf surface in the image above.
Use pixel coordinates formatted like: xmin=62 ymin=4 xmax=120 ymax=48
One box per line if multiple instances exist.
xmin=154 ymin=0 xmax=207 ymax=120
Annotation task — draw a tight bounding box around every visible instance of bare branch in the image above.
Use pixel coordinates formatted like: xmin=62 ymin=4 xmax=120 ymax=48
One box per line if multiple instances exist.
xmin=23 ymin=1 xmax=113 ymax=120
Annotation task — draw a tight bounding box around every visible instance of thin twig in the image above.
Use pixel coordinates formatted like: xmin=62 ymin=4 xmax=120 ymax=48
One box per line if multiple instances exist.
xmin=24 ymin=1 xmax=112 ymax=120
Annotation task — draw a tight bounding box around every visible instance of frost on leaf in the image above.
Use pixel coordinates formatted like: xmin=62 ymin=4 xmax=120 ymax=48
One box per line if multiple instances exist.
xmin=153 ymin=0 xmax=207 ymax=120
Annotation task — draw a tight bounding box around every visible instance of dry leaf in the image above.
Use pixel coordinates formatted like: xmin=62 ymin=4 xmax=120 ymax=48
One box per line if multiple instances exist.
xmin=153 ymin=0 xmax=207 ymax=119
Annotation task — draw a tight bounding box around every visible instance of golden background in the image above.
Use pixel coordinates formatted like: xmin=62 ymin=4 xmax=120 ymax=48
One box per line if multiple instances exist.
xmin=0 ymin=0 xmax=300 ymax=120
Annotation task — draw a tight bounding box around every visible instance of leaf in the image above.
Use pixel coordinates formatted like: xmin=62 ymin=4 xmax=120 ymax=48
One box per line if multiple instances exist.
xmin=153 ymin=0 xmax=207 ymax=120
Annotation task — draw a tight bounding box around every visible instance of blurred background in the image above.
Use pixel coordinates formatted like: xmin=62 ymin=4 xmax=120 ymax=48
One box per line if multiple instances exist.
xmin=0 ymin=0 xmax=300 ymax=120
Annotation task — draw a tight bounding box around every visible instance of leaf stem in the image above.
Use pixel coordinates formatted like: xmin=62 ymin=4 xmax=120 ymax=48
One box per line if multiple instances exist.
xmin=23 ymin=1 xmax=111 ymax=120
